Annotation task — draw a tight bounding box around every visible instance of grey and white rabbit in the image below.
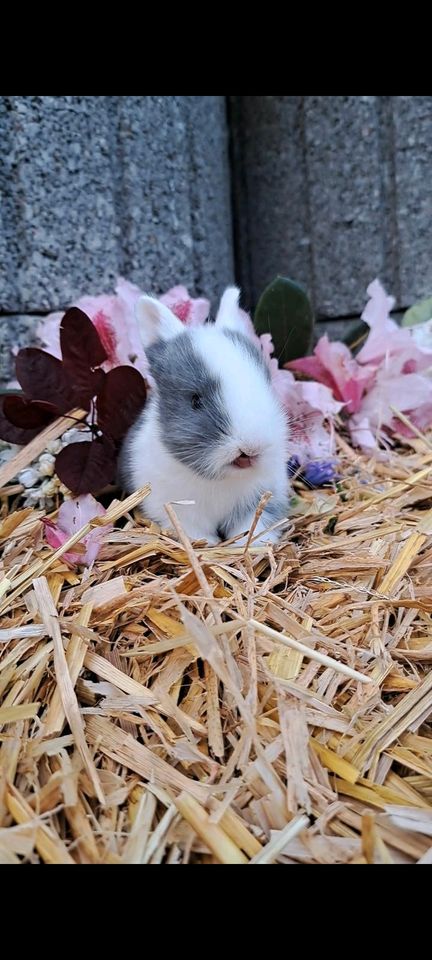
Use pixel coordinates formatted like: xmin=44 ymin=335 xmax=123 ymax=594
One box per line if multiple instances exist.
xmin=121 ymin=286 xmax=291 ymax=545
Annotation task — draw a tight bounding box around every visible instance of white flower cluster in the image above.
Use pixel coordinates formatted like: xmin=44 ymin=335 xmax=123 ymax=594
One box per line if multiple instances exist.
xmin=0 ymin=427 xmax=89 ymax=510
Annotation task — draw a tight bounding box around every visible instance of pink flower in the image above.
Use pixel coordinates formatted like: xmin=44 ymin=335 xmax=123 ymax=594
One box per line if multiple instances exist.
xmin=350 ymin=360 xmax=432 ymax=445
xmin=393 ymin=403 xmax=432 ymax=437
xmin=285 ymin=279 xmax=432 ymax=454
xmin=357 ymin=278 xmax=432 ymax=372
xmin=287 ymin=335 xmax=376 ymax=413
xmin=348 ymin=416 xmax=389 ymax=456
xmin=43 ymin=494 xmax=113 ymax=567
xmin=346 ymin=283 xmax=432 ymax=449
xmin=271 ymin=367 xmax=342 ymax=462
xmin=37 ymin=280 xmax=211 ymax=377
xmin=37 ymin=278 xmax=148 ymax=375
xmin=159 ymin=285 xmax=210 ymax=326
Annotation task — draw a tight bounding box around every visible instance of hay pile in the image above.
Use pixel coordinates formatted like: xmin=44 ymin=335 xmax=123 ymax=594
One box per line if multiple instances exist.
xmin=1 ymin=424 xmax=432 ymax=864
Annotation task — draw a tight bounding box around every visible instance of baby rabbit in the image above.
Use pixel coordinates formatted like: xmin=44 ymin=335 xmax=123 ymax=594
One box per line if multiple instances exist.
xmin=121 ymin=287 xmax=291 ymax=545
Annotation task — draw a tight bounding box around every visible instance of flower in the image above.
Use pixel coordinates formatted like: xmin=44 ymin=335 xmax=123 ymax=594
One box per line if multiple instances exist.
xmin=26 ymin=277 xmax=346 ymax=491
xmin=37 ymin=278 xmax=148 ymax=375
xmin=356 ymin=278 xmax=432 ymax=376
xmin=37 ymin=280 xmax=211 ymax=377
xmin=347 ymin=281 xmax=432 ymax=448
xmin=302 ymin=459 xmax=339 ymax=486
xmin=42 ymin=493 xmax=113 ymax=567
xmin=270 ymin=366 xmax=342 ymax=462
xmin=286 ymin=279 xmax=432 ymax=452
xmin=159 ymin=285 xmax=210 ymax=326
xmin=349 ymin=359 xmax=432 ymax=449
xmin=287 ymin=334 xmax=376 ymax=413
xmin=287 ymin=456 xmax=339 ymax=487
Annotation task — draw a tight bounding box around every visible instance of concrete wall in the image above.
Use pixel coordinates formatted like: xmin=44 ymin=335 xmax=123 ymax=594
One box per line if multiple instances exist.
xmin=0 ymin=95 xmax=234 ymax=382
xmin=2 ymin=95 xmax=432 ymax=384
xmin=230 ymin=95 xmax=432 ymax=323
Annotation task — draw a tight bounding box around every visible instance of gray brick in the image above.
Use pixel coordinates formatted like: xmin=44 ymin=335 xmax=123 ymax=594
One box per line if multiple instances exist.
xmin=230 ymin=96 xmax=313 ymax=312
xmin=0 ymin=96 xmax=119 ymax=312
xmin=393 ymin=96 xmax=432 ymax=306
xmin=230 ymin=96 xmax=414 ymax=319
xmin=304 ymin=95 xmax=396 ymax=317
xmin=0 ymin=314 xmax=40 ymax=386
xmin=0 ymin=96 xmax=234 ymax=315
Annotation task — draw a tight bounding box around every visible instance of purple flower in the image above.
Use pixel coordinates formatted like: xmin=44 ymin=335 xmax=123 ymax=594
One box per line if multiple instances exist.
xmin=287 ymin=457 xmax=339 ymax=487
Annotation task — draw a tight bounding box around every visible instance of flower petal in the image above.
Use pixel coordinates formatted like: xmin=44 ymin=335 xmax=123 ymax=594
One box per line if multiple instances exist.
xmin=43 ymin=494 xmax=113 ymax=567
xmin=159 ymin=285 xmax=210 ymax=326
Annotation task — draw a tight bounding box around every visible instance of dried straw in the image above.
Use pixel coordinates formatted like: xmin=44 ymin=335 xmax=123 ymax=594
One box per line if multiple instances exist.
xmin=2 ymin=421 xmax=432 ymax=862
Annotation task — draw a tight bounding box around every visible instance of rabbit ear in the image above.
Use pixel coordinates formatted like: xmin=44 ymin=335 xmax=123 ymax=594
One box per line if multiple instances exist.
xmin=136 ymin=296 xmax=184 ymax=348
xmin=215 ymin=286 xmax=244 ymax=332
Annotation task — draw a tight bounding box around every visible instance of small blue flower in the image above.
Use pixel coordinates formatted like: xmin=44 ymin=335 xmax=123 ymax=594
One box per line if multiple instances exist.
xmin=303 ymin=460 xmax=339 ymax=487
xmin=287 ymin=456 xmax=301 ymax=478
xmin=287 ymin=457 xmax=339 ymax=487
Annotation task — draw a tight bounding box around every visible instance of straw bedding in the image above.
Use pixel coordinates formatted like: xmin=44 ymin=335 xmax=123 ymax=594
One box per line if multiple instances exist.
xmin=2 ymin=422 xmax=432 ymax=864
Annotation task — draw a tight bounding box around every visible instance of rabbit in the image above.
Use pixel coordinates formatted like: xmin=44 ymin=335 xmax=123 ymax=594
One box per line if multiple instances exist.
xmin=120 ymin=286 xmax=291 ymax=546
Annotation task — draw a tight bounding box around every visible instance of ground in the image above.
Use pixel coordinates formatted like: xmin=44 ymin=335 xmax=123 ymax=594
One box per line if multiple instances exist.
xmin=1 ymin=429 xmax=432 ymax=864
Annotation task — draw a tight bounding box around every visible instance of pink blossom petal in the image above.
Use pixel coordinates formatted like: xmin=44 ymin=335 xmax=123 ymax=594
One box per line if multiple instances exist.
xmin=43 ymin=521 xmax=88 ymax=566
xmin=271 ymin=368 xmax=339 ymax=462
xmin=159 ymin=285 xmax=210 ymax=326
xmin=56 ymin=492 xmax=106 ymax=529
xmin=114 ymin=277 xmax=149 ymax=373
xmin=76 ymin=288 xmax=147 ymax=373
xmin=314 ymin=335 xmax=376 ymax=412
xmin=92 ymin=310 xmax=119 ymax=362
xmin=288 ymin=336 xmax=375 ymax=413
xmin=359 ymin=370 xmax=432 ymax=429
xmin=361 ymin=278 xmax=396 ymax=329
xmin=287 ymin=354 xmax=338 ymax=395
xmin=348 ymin=416 xmax=381 ymax=453
xmin=43 ymin=522 xmax=69 ymax=552
xmin=356 ymin=278 xmax=428 ymax=368
xmin=43 ymin=494 xmax=113 ymax=568
xmin=115 ymin=277 xmax=143 ymax=312
xmin=298 ymin=380 xmax=344 ymax=417
xmin=36 ymin=279 xmax=149 ymax=376
xmin=392 ymin=402 xmax=432 ymax=437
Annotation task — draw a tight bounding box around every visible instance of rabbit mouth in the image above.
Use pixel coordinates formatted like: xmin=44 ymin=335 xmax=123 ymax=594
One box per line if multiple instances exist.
xmin=232 ymin=452 xmax=258 ymax=469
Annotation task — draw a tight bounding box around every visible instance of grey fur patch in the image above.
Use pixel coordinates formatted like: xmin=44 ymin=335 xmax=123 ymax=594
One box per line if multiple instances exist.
xmin=263 ymin=497 xmax=290 ymax=522
xmin=147 ymin=333 xmax=231 ymax=478
xmin=222 ymin=329 xmax=271 ymax=381
xmin=217 ymin=490 xmax=290 ymax=541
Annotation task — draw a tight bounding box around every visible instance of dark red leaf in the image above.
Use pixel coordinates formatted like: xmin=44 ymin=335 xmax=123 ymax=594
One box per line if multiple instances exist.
xmin=15 ymin=348 xmax=80 ymax=413
xmin=65 ymin=366 xmax=105 ymax=411
xmin=3 ymin=396 xmax=57 ymax=430
xmin=61 ymin=307 xmax=107 ymax=369
xmin=55 ymin=436 xmax=117 ymax=495
xmin=0 ymin=402 xmax=41 ymax=444
xmin=60 ymin=308 xmax=107 ymax=404
xmin=97 ymin=366 xmax=147 ymax=441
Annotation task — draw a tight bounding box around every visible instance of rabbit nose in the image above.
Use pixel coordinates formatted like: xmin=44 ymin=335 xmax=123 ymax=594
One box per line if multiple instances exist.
xmin=232 ymin=447 xmax=261 ymax=469
xmin=241 ymin=445 xmax=263 ymax=458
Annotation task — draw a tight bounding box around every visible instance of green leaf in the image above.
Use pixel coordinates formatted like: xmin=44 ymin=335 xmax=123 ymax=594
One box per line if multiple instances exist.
xmin=401 ymin=297 xmax=432 ymax=328
xmin=253 ymin=276 xmax=314 ymax=365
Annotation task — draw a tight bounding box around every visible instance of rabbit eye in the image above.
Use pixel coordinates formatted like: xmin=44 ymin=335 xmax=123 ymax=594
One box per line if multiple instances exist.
xmin=191 ymin=393 xmax=202 ymax=410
